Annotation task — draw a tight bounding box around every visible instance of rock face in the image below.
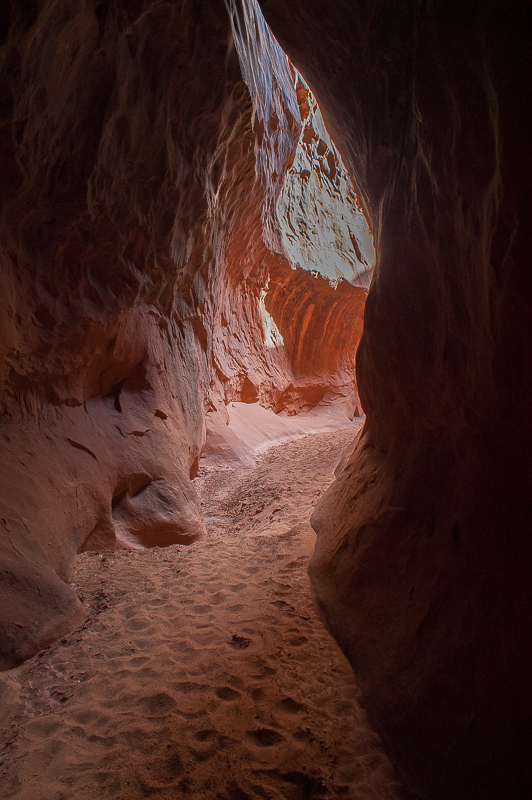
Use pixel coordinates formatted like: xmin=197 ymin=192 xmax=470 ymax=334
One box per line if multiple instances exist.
xmin=222 ymin=0 xmax=369 ymax=417
xmin=277 ymin=73 xmax=374 ymax=289
xmin=260 ymin=0 xmax=532 ymax=798
xmin=0 ymin=0 xmax=367 ymax=668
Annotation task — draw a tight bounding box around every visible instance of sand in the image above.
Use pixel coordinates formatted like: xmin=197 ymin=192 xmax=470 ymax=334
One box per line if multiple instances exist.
xmin=0 ymin=425 xmax=404 ymax=800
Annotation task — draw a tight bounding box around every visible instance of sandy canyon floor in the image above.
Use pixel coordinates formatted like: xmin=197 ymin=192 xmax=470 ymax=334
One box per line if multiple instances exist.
xmin=0 ymin=424 xmax=404 ymax=800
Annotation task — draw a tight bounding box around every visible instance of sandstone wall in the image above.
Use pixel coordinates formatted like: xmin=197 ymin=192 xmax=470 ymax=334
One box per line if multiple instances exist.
xmin=260 ymin=1 xmax=532 ymax=797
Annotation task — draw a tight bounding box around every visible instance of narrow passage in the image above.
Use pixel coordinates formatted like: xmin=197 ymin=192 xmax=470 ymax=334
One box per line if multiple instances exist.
xmin=0 ymin=426 xmax=402 ymax=800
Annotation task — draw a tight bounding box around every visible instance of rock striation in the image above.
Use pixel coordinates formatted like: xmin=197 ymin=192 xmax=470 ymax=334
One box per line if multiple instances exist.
xmin=0 ymin=0 xmax=368 ymax=668
xmin=260 ymin=0 xmax=532 ymax=798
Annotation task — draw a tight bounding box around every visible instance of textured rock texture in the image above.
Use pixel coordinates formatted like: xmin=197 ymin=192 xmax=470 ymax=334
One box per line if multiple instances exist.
xmin=222 ymin=0 xmax=368 ymax=417
xmin=277 ymin=73 xmax=374 ymax=289
xmin=0 ymin=0 xmax=367 ymax=667
xmin=260 ymin=0 xmax=532 ymax=798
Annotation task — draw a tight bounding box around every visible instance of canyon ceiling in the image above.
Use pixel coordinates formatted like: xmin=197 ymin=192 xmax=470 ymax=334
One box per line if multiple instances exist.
xmin=1 ymin=2 xmax=531 ymax=799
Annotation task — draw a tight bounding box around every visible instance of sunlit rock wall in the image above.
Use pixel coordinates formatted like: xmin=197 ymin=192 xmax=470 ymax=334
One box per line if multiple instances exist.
xmin=260 ymin=1 xmax=532 ymax=798
xmin=277 ymin=74 xmax=374 ymax=289
xmin=0 ymin=0 xmax=369 ymax=667
xmin=223 ymin=0 xmax=369 ymax=416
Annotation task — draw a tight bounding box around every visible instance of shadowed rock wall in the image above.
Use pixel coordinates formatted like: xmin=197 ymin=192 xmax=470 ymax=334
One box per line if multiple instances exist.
xmin=0 ymin=0 xmax=368 ymax=667
xmin=260 ymin=1 xmax=532 ymax=798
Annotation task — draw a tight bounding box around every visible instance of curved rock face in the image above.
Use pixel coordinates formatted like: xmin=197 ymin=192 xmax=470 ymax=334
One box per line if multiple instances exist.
xmin=260 ymin=0 xmax=532 ymax=797
xmin=0 ymin=1 xmax=368 ymax=667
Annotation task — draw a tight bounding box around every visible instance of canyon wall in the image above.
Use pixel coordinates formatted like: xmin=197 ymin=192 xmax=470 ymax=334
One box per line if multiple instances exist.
xmin=260 ymin=1 xmax=532 ymax=798
xmin=0 ymin=0 xmax=367 ymax=668
xmin=277 ymin=74 xmax=374 ymax=290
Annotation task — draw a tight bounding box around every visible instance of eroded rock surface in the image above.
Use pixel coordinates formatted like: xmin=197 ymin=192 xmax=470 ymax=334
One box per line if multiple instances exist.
xmin=260 ymin=0 xmax=532 ymax=797
xmin=0 ymin=1 xmax=368 ymax=667
xmin=277 ymin=73 xmax=374 ymax=289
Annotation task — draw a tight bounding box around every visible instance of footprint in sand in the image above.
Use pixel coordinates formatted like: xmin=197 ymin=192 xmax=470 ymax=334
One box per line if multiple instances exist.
xmin=139 ymin=747 xmax=184 ymax=783
xmin=146 ymin=598 xmax=166 ymax=607
xmin=122 ymin=726 xmax=166 ymax=753
xmin=209 ymin=591 xmax=230 ymax=604
xmin=292 ymin=729 xmax=312 ymax=741
xmin=228 ymin=634 xmax=252 ymax=649
xmin=139 ymin=692 xmax=178 ymax=716
xmin=286 ymin=634 xmax=308 ymax=647
xmin=250 ymin=663 xmax=276 ymax=679
xmin=192 ymin=604 xmax=213 ymax=614
xmin=174 ymin=681 xmax=205 ymax=694
xmin=194 ymin=729 xmax=217 ymax=742
xmin=280 ymin=561 xmax=301 ymax=572
xmin=71 ymin=709 xmax=108 ymax=725
xmin=215 ymin=686 xmax=242 ymax=701
xmin=278 ymin=697 xmax=306 ymax=714
xmin=125 ymin=617 xmax=152 ymax=631
xmin=87 ymin=733 xmax=117 ymax=747
xmin=24 ymin=717 xmax=64 ymax=739
xmin=247 ymin=727 xmax=285 ymax=746
xmin=128 ymin=656 xmax=150 ymax=667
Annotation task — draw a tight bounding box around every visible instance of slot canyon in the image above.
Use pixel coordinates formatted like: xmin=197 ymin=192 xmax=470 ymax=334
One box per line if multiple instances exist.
xmin=0 ymin=1 xmax=531 ymax=799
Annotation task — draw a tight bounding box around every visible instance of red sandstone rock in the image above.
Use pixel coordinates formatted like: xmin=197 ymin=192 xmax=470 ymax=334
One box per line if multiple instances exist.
xmin=277 ymin=73 xmax=374 ymax=289
xmin=261 ymin=0 xmax=532 ymax=797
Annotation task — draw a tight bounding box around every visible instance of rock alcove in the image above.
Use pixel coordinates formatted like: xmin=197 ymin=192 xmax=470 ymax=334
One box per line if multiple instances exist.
xmin=0 ymin=1 xmax=531 ymax=800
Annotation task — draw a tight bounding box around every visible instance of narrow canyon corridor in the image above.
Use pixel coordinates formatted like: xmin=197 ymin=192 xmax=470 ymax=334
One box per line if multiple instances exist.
xmin=0 ymin=425 xmax=403 ymax=800
xmin=1 ymin=1 xmax=531 ymax=797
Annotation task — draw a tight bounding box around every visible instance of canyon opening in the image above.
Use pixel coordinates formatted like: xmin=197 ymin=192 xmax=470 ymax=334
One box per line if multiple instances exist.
xmin=0 ymin=2 xmax=531 ymax=800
